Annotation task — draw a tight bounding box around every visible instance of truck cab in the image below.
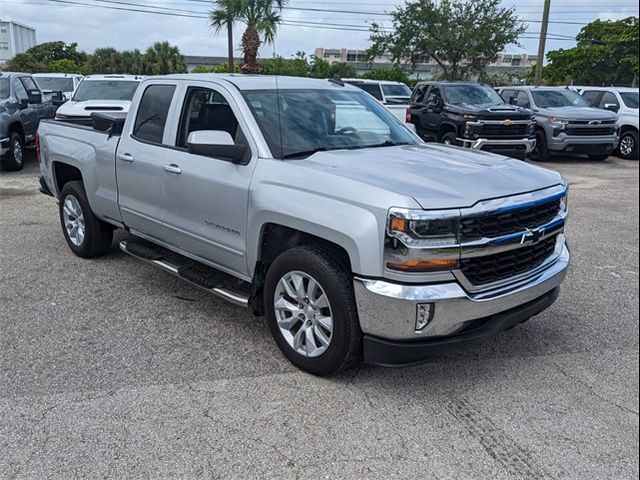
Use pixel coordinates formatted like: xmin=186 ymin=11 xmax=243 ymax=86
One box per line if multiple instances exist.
xmin=1 ymin=71 xmax=55 ymax=171
xmin=409 ymin=82 xmax=536 ymax=159
xmin=38 ymin=74 xmax=570 ymax=375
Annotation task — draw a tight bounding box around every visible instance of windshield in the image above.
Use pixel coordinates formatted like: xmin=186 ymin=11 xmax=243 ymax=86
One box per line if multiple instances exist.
xmin=621 ymin=92 xmax=639 ymax=109
xmin=381 ymin=84 xmax=412 ymax=98
xmin=0 ymin=78 xmax=9 ymax=99
xmin=445 ymin=84 xmax=504 ymax=105
xmin=531 ymin=90 xmax=591 ymax=108
xmin=72 ymin=80 xmax=139 ymax=102
xmin=34 ymin=76 xmax=74 ymax=92
xmin=244 ymin=89 xmax=418 ymax=159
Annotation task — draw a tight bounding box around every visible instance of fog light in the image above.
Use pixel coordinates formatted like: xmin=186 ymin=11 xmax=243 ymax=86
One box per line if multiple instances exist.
xmin=416 ymin=303 xmax=435 ymax=331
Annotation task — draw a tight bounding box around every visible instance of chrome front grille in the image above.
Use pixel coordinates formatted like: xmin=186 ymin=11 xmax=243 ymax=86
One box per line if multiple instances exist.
xmin=460 ymin=235 xmax=558 ymax=286
xmin=460 ymin=198 xmax=561 ymax=242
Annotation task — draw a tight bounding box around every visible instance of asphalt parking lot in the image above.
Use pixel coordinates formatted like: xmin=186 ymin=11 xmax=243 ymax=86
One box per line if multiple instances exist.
xmin=0 ymin=152 xmax=638 ymax=479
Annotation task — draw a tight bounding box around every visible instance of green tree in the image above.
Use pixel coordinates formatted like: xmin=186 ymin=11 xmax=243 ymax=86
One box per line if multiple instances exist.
xmin=144 ymin=41 xmax=187 ymax=75
xmin=329 ymin=62 xmax=357 ymax=78
xmin=261 ymin=51 xmax=310 ymax=77
xmin=209 ymin=0 xmax=239 ymax=73
xmin=309 ymin=55 xmax=331 ymax=78
xmin=85 ymin=47 xmax=120 ymax=74
xmin=209 ymin=0 xmax=287 ymax=74
xmin=117 ymin=49 xmax=146 ymax=75
xmin=361 ymin=66 xmax=409 ymax=84
xmin=367 ymin=0 xmax=525 ymax=81
xmin=544 ymin=17 xmax=639 ymax=86
xmin=7 ymin=41 xmax=86 ymax=73
xmin=45 ymin=59 xmax=84 ymax=74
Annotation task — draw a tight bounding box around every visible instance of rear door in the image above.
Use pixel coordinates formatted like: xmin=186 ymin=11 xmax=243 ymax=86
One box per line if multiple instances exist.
xmin=160 ymin=81 xmax=258 ymax=276
xmin=116 ymin=81 xmax=179 ymax=240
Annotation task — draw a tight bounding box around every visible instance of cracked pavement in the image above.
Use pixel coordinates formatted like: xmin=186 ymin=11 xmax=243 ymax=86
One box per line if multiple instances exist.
xmin=0 ymin=153 xmax=638 ymax=479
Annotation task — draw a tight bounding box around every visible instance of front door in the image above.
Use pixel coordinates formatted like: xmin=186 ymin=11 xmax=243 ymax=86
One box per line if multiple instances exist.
xmin=116 ymin=82 xmax=178 ymax=240
xmin=160 ymin=83 xmax=257 ymax=276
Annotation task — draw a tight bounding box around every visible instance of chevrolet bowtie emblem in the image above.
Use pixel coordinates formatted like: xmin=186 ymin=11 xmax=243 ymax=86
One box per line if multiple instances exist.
xmin=521 ymin=227 xmax=545 ymax=244
xmin=502 ymin=119 xmax=512 ymax=126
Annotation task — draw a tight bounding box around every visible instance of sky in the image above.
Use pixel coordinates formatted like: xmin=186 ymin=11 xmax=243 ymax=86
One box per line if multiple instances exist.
xmin=1 ymin=0 xmax=639 ymax=60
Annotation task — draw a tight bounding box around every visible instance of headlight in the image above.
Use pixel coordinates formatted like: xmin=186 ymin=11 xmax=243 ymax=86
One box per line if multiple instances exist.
xmin=559 ymin=190 xmax=568 ymax=213
xmin=386 ymin=208 xmax=460 ymax=272
xmin=549 ymin=117 xmax=568 ymax=129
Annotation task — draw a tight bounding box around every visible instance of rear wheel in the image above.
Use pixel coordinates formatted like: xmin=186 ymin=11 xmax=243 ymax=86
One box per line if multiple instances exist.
xmin=530 ymin=130 xmax=549 ymax=161
xmin=618 ymin=130 xmax=638 ymax=160
xmin=59 ymin=181 xmax=113 ymax=258
xmin=264 ymin=245 xmax=361 ymax=376
xmin=1 ymin=132 xmax=25 ymax=171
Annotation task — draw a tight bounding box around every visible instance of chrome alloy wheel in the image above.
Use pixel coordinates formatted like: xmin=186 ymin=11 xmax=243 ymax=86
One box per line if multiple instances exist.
xmin=62 ymin=195 xmax=85 ymax=246
xmin=620 ymin=134 xmax=635 ymax=158
xmin=274 ymin=271 xmax=334 ymax=358
xmin=13 ymin=138 xmax=23 ymax=166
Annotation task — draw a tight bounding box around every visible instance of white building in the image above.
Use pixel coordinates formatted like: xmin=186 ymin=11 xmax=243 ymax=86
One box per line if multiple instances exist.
xmin=0 ymin=20 xmax=37 ymax=68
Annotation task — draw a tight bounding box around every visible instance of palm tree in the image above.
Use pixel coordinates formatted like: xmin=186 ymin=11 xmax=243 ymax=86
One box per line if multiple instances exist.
xmin=144 ymin=42 xmax=186 ymax=75
xmin=210 ymin=0 xmax=287 ymax=74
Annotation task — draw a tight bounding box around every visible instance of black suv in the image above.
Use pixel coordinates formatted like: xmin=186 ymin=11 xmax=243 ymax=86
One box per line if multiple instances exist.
xmin=409 ymin=82 xmax=537 ymax=159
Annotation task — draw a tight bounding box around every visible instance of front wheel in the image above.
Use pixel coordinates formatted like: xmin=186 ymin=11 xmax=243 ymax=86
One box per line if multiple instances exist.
xmin=1 ymin=132 xmax=25 ymax=171
xmin=264 ymin=246 xmax=361 ymax=375
xmin=59 ymin=181 xmax=113 ymax=258
xmin=618 ymin=131 xmax=638 ymax=160
xmin=441 ymin=132 xmax=459 ymax=146
xmin=530 ymin=130 xmax=549 ymax=161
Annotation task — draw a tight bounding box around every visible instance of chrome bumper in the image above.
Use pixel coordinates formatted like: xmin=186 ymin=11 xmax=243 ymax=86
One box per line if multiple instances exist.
xmin=354 ymin=239 xmax=569 ymax=341
xmin=458 ymin=137 xmax=536 ymax=153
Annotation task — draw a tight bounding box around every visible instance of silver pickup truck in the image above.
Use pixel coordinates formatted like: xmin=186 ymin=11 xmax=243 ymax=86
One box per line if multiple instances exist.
xmin=38 ymin=74 xmax=570 ymax=375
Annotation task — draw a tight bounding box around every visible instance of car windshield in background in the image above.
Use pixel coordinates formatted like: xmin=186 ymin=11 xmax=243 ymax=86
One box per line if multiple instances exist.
xmin=381 ymin=84 xmax=412 ymax=98
xmin=532 ymin=90 xmax=591 ymax=108
xmin=445 ymin=84 xmax=504 ymax=105
xmin=0 ymin=78 xmax=9 ymax=99
xmin=72 ymin=80 xmax=139 ymax=102
xmin=244 ymin=89 xmax=418 ymax=159
xmin=35 ymin=77 xmax=74 ymax=92
xmin=621 ymin=92 xmax=639 ymax=109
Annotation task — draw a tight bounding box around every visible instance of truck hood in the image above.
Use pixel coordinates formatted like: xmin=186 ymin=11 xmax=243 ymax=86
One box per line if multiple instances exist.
xmin=56 ymin=100 xmax=131 ymax=117
xmin=541 ymin=106 xmax=617 ymax=121
xmin=447 ymin=103 xmax=532 ymax=120
xmin=298 ymin=144 xmax=564 ymax=209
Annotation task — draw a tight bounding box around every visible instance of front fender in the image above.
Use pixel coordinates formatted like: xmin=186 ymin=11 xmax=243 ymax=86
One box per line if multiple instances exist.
xmin=247 ymin=183 xmax=386 ymax=277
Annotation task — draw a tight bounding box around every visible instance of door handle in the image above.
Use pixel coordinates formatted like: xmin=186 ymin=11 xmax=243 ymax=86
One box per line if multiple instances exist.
xmin=118 ymin=153 xmax=134 ymax=163
xmin=163 ymin=164 xmax=182 ymax=175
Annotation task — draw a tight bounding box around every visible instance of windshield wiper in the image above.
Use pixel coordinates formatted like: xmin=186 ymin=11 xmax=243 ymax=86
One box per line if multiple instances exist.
xmin=282 ymin=147 xmax=329 ymax=159
xmin=356 ymin=141 xmax=411 ymax=149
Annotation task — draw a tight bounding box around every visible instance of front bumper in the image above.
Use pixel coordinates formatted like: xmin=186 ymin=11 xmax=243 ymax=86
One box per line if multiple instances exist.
xmin=354 ymin=239 xmax=569 ymax=363
xmin=0 ymin=137 xmax=9 ymax=156
xmin=457 ymin=137 xmax=536 ymax=154
xmin=547 ymin=133 xmax=619 ymax=153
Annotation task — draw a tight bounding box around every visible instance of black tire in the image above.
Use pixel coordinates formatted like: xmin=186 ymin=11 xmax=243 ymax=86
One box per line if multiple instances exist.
xmin=1 ymin=132 xmax=25 ymax=171
xmin=530 ymin=130 xmax=549 ymax=161
xmin=264 ymin=245 xmax=361 ymax=376
xmin=441 ymin=131 xmax=459 ymax=146
xmin=617 ymin=130 xmax=639 ymax=160
xmin=588 ymin=154 xmax=610 ymax=161
xmin=59 ymin=181 xmax=113 ymax=258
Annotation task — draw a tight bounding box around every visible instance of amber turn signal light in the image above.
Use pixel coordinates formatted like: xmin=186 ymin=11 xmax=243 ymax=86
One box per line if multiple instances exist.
xmin=389 ymin=217 xmax=408 ymax=233
xmin=387 ymin=258 xmax=459 ymax=272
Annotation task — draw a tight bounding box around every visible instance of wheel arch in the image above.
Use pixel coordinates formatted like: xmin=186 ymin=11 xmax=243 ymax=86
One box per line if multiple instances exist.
xmin=438 ymin=122 xmax=457 ymax=140
xmin=53 ymin=161 xmax=84 ymax=196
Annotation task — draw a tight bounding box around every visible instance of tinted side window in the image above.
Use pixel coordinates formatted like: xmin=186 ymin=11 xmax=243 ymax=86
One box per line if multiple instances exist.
xmin=177 ymin=87 xmax=240 ymax=148
xmin=426 ymin=86 xmax=441 ymax=105
xmin=133 ymin=84 xmax=176 ymax=144
xmin=21 ymin=76 xmax=39 ymax=92
xmin=582 ymin=90 xmax=603 ymax=106
xmin=412 ymin=85 xmax=428 ymax=104
xmin=516 ymin=91 xmax=531 ymax=108
xmin=500 ymin=89 xmax=514 ymax=103
xmin=14 ymin=79 xmax=28 ymax=101
xmin=357 ymin=84 xmax=384 ymax=101
xmin=599 ymin=92 xmax=619 ymax=108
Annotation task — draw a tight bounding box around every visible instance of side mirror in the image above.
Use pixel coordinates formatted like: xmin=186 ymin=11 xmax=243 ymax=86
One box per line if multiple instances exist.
xmin=187 ymin=130 xmax=248 ymax=164
xmin=603 ymin=103 xmax=619 ymax=113
xmin=21 ymin=89 xmax=42 ymax=108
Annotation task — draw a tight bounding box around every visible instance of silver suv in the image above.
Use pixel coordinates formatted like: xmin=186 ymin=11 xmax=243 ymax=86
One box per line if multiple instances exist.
xmin=499 ymin=87 xmax=618 ymax=161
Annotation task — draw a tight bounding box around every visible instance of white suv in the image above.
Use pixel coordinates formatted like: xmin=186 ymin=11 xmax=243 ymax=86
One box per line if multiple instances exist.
xmin=579 ymin=87 xmax=639 ymax=160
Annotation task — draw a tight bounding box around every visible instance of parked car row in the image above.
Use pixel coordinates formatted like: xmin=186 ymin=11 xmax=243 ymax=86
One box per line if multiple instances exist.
xmin=347 ymin=79 xmax=638 ymax=162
